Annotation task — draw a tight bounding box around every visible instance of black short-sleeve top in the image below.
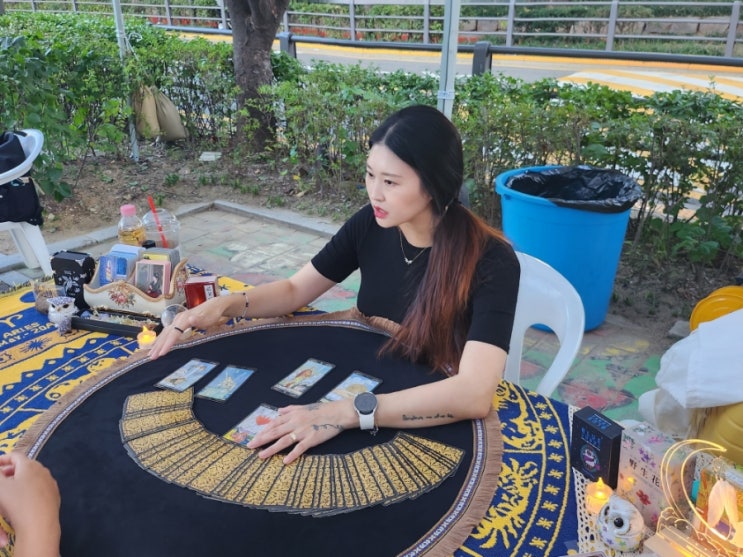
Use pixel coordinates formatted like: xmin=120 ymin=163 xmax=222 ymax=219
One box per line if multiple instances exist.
xmin=311 ymin=204 xmax=521 ymax=353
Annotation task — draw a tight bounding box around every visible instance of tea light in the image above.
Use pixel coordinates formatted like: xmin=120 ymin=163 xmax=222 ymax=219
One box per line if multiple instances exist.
xmin=137 ymin=327 xmax=157 ymax=350
xmin=585 ymin=478 xmax=613 ymax=515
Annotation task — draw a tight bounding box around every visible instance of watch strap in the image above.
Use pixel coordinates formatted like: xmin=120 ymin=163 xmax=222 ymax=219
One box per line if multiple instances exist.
xmin=358 ymin=411 xmax=375 ymax=431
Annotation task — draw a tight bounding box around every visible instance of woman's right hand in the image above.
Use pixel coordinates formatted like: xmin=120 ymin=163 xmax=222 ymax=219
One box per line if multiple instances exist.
xmin=148 ymin=295 xmax=233 ymax=359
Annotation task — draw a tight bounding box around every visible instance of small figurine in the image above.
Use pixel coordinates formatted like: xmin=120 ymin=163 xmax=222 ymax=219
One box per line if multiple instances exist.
xmin=47 ymin=296 xmax=78 ymax=334
xmin=32 ymin=280 xmax=60 ymax=315
xmin=596 ymin=494 xmax=646 ymax=552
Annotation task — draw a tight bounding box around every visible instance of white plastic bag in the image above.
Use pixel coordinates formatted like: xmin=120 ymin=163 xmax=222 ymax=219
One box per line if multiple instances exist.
xmin=639 ymin=308 xmax=743 ymax=437
xmin=657 ymin=308 xmax=743 ymax=409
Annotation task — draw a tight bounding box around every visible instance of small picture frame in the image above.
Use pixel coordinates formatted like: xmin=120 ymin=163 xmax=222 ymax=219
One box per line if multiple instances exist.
xmin=134 ymin=259 xmax=171 ymax=298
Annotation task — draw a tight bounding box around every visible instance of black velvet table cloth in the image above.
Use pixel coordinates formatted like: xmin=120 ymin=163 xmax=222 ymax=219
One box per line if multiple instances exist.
xmin=20 ymin=313 xmax=502 ymax=557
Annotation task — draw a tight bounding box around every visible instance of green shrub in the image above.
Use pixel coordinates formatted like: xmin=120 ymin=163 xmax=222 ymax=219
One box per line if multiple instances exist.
xmin=1 ymin=11 xmax=741 ymax=275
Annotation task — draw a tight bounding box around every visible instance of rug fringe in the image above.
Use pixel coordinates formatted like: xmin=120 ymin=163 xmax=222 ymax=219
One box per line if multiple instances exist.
xmin=413 ymin=407 xmax=503 ymax=557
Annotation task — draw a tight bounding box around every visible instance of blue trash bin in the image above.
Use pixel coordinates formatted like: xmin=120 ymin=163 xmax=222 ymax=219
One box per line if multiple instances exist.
xmin=495 ymin=165 xmax=641 ymax=331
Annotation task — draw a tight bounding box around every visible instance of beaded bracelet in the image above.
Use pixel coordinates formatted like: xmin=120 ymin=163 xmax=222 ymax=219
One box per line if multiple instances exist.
xmin=238 ymin=291 xmax=249 ymax=320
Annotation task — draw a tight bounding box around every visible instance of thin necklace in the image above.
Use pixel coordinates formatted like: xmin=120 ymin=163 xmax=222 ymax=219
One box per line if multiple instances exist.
xmin=398 ymin=228 xmax=430 ymax=265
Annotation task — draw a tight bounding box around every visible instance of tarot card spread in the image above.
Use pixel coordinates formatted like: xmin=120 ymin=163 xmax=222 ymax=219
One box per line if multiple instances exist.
xmin=121 ymin=389 xmax=464 ymax=517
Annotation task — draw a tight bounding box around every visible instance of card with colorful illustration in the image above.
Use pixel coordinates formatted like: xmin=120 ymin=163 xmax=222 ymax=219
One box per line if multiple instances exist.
xmin=320 ymin=371 xmax=382 ymax=402
xmin=223 ymin=404 xmax=279 ymax=446
xmin=156 ymin=359 xmax=219 ymax=392
xmin=272 ymin=358 xmax=335 ymax=398
xmin=196 ymin=365 xmax=255 ymax=402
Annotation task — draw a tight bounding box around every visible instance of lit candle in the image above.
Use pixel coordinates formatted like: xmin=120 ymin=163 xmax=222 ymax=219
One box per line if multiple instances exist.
xmin=137 ymin=326 xmax=157 ymax=350
xmin=585 ymin=478 xmax=614 ymax=514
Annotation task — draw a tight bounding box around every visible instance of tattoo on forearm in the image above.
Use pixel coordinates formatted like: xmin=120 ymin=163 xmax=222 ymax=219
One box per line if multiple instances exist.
xmin=312 ymin=423 xmax=345 ymax=432
xmin=402 ymin=413 xmax=454 ymax=422
xmin=306 ymin=403 xmax=322 ymax=411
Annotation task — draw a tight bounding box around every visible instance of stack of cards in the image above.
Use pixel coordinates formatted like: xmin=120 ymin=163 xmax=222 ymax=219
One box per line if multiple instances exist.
xmin=121 ymin=390 xmax=465 ymax=517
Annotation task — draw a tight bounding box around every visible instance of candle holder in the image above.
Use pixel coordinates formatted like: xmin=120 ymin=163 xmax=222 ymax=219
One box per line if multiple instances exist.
xmin=137 ymin=326 xmax=157 ymax=350
xmin=585 ymin=478 xmax=614 ymax=515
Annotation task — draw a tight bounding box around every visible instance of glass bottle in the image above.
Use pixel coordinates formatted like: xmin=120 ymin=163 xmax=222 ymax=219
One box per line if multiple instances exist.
xmin=117 ymin=204 xmax=146 ymax=246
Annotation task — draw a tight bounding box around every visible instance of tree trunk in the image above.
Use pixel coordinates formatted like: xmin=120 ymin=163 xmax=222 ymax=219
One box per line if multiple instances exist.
xmin=226 ymin=0 xmax=289 ymax=151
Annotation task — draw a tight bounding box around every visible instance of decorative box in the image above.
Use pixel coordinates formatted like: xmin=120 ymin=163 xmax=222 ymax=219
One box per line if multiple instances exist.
xmin=616 ymin=421 xmax=694 ymax=528
xmin=83 ymin=258 xmax=189 ymax=317
xmin=185 ymin=275 xmax=219 ymax=308
xmin=570 ymin=406 xmax=623 ymax=488
xmin=51 ymin=250 xmax=96 ymax=310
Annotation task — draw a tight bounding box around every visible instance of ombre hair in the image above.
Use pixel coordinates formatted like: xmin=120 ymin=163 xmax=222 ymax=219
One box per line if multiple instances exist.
xmin=373 ymin=105 xmax=508 ymax=373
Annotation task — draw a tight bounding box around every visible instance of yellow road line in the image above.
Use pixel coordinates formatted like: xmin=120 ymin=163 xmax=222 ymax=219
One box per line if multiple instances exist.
xmin=560 ymin=69 xmax=743 ymax=100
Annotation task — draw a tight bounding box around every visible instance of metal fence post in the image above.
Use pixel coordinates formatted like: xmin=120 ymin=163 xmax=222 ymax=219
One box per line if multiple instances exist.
xmin=506 ymin=0 xmax=515 ymax=47
xmin=219 ymin=0 xmax=229 ymax=30
xmin=606 ymin=0 xmax=618 ymax=52
xmin=278 ymin=31 xmax=297 ymax=58
xmin=350 ymin=0 xmax=356 ymax=41
xmin=472 ymin=41 xmax=492 ymax=75
xmin=424 ymin=0 xmax=430 ymax=44
xmin=726 ymin=0 xmax=741 ymax=57
xmin=165 ymin=0 xmax=173 ymax=26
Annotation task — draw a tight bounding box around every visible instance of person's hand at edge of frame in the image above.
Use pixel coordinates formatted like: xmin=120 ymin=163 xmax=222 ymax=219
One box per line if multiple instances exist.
xmin=0 ymin=452 xmax=61 ymax=557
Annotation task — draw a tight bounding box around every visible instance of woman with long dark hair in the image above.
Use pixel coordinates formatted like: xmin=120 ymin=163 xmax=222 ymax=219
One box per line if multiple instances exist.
xmin=150 ymin=105 xmax=520 ymax=464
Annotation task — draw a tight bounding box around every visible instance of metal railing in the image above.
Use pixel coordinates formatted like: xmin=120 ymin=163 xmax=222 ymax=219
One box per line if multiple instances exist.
xmin=4 ymin=0 xmax=743 ymax=65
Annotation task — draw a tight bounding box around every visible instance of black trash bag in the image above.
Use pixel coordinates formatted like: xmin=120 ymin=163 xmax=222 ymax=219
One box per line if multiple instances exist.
xmin=506 ymin=165 xmax=643 ymax=213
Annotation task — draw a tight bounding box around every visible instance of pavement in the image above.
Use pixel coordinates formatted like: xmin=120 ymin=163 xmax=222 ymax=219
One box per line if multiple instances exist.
xmin=0 ymin=200 xmax=680 ymax=423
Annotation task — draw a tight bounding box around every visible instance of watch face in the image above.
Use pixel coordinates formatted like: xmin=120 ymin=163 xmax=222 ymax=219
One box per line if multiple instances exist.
xmin=354 ymin=392 xmax=377 ymax=415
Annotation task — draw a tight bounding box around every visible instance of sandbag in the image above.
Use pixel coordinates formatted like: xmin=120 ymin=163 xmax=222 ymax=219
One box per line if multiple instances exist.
xmin=152 ymin=86 xmax=188 ymax=141
xmin=133 ymin=86 xmax=161 ymax=140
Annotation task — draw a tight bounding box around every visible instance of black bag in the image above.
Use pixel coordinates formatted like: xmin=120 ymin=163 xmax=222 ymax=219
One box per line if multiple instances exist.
xmin=0 ymin=177 xmax=44 ymax=225
xmin=0 ymin=131 xmax=28 ymax=176
xmin=0 ymin=130 xmax=43 ymax=226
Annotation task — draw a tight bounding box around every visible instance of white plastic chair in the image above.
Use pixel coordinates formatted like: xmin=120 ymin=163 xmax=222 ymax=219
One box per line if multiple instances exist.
xmin=505 ymin=251 xmax=585 ymax=397
xmin=0 ymin=129 xmax=52 ymax=276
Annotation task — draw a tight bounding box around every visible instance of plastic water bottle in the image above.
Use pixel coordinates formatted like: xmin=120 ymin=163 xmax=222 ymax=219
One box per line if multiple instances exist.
xmin=117 ymin=204 xmax=146 ymax=246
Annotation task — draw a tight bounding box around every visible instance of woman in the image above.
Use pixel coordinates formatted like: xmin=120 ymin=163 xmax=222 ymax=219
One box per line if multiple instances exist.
xmin=150 ymin=105 xmax=520 ymax=464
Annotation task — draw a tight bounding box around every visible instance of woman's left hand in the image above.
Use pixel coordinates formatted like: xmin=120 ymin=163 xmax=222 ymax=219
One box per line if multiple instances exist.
xmin=247 ymin=401 xmax=354 ymax=465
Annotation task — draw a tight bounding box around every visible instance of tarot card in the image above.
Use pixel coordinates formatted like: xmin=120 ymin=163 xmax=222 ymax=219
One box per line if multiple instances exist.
xmin=320 ymin=370 xmax=381 ymax=402
xmin=196 ymin=365 xmax=255 ymax=402
xmin=134 ymin=258 xmax=171 ymax=297
xmin=156 ymin=359 xmax=219 ymax=392
xmin=223 ymin=404 xmax=279 ymax=446
xmin=272 ymin=358 xmax=335 ymax=398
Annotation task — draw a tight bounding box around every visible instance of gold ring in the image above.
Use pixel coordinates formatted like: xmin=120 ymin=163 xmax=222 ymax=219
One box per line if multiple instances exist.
xmin=290 ymin=432 xmax=297 ymax=442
